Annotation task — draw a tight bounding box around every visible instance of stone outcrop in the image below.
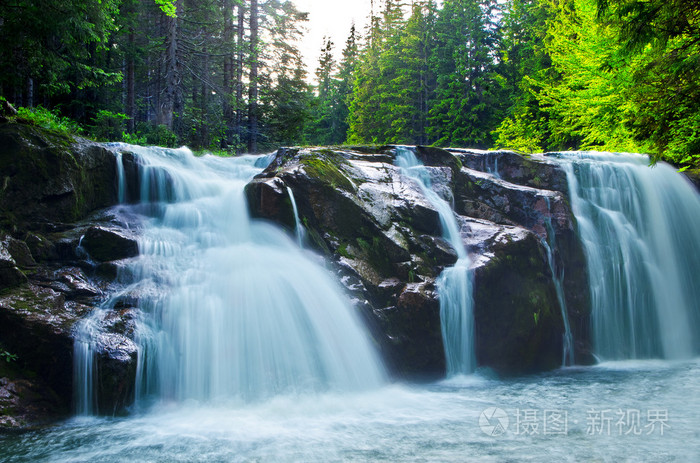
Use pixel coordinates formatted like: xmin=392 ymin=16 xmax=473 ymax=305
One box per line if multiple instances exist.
xmin=0 ymin=123 xmax=140 ymax=429
xmin=246 ymin=145 xmax=593 ymax=377
xmin=0 ymin=121 xmax=597 ymax=428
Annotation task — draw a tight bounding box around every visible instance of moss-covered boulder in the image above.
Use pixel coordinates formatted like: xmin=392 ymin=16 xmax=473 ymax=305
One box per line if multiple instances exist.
xmin=0 ymin=123 xmax=142 ymax=428
xmin=0 ymin=123 xmax=119 ymax=232
xmin=468 ymin=222 xmax=564 ymax=373
xmin=246 ymin=145 xmax=587 ymax=377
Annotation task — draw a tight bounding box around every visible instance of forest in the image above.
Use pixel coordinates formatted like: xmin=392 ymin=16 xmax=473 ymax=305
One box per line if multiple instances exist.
xmin=0 ymin=0 xmax=698 ymax=168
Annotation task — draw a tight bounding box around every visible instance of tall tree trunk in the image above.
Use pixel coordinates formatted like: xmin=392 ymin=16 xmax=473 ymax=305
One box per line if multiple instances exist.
xmin=236 ymin=3 xmax=245 ymax=148
xmin=25 ymin=76 xmax=33 ymax=108
xmin=248 ymin=0 xmax=259 ymax=153
xmin=223 ymin=0 xmax=234 ymax=139
xmin=126 ymin=26 xmax=135 ymax=133
xmin=160 ymin=0 xmax=181 ymax=130
xmin=200 ymin=40 xmax=209 ymax=148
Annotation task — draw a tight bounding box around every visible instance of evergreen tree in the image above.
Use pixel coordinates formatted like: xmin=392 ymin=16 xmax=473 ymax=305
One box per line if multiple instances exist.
xmin=334 ymin=24 xmax=359 ymax=143
xmin=382 ymin=0 xmax=437 ymax=144
xmin=427 ymin=0 xmax=500 ymax=148
xmin=599 ymin=0 xmax=700 ymax=164
xmin=491 ymin=0 xmax=554 ymax=152
xmin=306 ymin=37 xmax=340 ymax=145
xmin=347 ymin=0 xmax=405 ymax=143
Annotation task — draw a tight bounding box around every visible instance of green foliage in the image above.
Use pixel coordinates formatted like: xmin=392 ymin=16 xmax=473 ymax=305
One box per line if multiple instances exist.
xmin=1 ymin=348 xmax=17 ymax=363
xmin=90 ymin=110 xmax=130 ymax=142
xmin=0 ymin=0 xmax=122 ymax=98
xmin=154 ymin=0 xmax=178 ymax=17
xmin=129 ymin=123 xmax=178 ymax=148
xmin=493 ymin=0 xmax=700 ymax=166
xmin=16 ymin=106 xmax=82 ymax=135
xmin=121 ymin=132 xmax=148 ymax=146
xmin=427 ymin=0 xmax=501 ymax=148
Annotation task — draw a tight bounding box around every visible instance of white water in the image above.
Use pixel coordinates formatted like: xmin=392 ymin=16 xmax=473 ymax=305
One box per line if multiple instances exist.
xmin=115 ymin=151 xmax=126 ymax=204
xmin=395 ymin=148 xmax=475 ymax=375
xmin=560 ymin=152 xmax=700 ymax=360
xmin=75 ymin=145 xmax=384 ymax=411
xmin=286 ymin=186 xmax=305 ymax=247
xmin=5 ymin=359 xmax=700 ymax=461
xmin=542 ymin=197 xmax=575 ymax=366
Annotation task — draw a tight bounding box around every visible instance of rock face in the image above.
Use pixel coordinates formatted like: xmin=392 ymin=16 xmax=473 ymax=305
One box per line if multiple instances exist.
xmin=246 ymin=145 xmax=593 ymax=378
xmin=0 ymin=123 xmax=140 ymax=429
xmin=0 ymin=121 xmax=596 ymax=427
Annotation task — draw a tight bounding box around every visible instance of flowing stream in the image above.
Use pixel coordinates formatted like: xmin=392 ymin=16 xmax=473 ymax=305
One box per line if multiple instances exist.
xmin=395 ymin=147 xmax=475 ymax=375
xmin=2 ymin=149 xmax=700 ymax=461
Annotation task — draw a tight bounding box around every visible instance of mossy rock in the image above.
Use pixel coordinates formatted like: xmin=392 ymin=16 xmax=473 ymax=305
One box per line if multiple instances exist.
xmin=472 ymin=231 xmax=564 ymax=375
xmin=298 ymin=150 xmax=355 ymax=192
xmin=0 ymin=123 xmax=118 ymax=232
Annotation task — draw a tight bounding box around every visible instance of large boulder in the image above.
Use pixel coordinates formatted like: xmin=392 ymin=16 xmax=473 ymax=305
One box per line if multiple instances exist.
xmin=0 ymin=123 xmax=119 ymax=232
xmin=80 ymin=226 xmax=139 ymax=262
xmin=0 ymin=123 xmax=142 ymax=428
xmin=246 ymin=145 xmax=587 ymax=377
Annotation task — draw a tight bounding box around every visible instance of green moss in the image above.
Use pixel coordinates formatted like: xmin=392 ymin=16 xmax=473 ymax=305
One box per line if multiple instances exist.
xmin=355 ymin=236 xmax=393 ymax=276
xmin=337 ymin=243 xmax=354 ymax=259
xmin=299 ymin=151 xmax=355 ymax=192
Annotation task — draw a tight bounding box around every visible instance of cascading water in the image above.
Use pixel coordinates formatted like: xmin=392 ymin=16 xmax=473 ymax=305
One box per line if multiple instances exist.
xmin=115 ymin=151 xmax=126 ymax=204
xmin=75 ymin=145 xmax=384 ymax=411
xmin=560 ymin=152 xmax=700 ymax=360
xmin=395 ymin=148 xmax=475 ymax=375
xmin=286 ymin=186 xmax=305 ymax=247
xmin=541 ymin=197 xmax=574 ymax=366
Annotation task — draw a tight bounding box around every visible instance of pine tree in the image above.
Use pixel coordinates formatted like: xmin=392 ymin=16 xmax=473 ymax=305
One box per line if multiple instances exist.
xmin=334 ymin=24 xmax=359 ymax=143
xmin=427 ymin=0 xmax=501 ymax=148
xmin=307 ymin=37 xmax=341 ymax=145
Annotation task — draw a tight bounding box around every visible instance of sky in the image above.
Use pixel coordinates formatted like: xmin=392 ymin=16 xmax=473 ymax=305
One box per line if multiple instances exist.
xmin=292 ymin=0 xmax=374 ymax=76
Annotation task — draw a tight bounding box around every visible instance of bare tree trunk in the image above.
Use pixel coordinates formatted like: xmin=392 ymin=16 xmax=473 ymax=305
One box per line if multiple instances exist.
xmin=161 ymin=0 xmax=181 ymax=130
xmin=223 ymin=0 xmax=234 ymax=139
xmin=200 ymin=40 xmax=209 ymax=148
xmin=248 ymin=0 xmax=258 ymax=153
xmin=235 ymin=3 xmax=245 ymax=148
xmin=126 ymin=26 xmax=135 ymax=133
xmin=25 ymin=76 xmax=33 ymax=108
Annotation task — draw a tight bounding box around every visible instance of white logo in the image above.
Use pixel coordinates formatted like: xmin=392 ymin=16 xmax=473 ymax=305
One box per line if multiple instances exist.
xmin=479 ymin=407 xmax=509 ymax=436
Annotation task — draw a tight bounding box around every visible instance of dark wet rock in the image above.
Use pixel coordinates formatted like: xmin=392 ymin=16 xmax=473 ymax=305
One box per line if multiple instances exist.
xmin=23 ymin=232 xmax=59 ymax=262
xmin=32 ymin=267 xmax=101 ymax=300
xmin=80 ymin=226 xmax=139 ymax=262
xmin=0 ymin=285 xmax=79 ymax=403
xmin=450 ymin=149 xmax=569 ymax=193
xmin=0 ymin=124 xmax=120 ymax=232
xmin=455 ymin=167 xmax=571 ymax=238
xmin=0 ymin=240 xmax=27 ymax=290
xmin=0 ymin=377 xmax=64 ymax=430
xmin=247 ymin=145 xmax=590 ymax=377
xmin=377 ymin=280 xmax=445 ymax=377
xmin=93 ymin=330 xmax=138 ymax=415
xmin=0 ymin=123 xmax=142 ymax=428
xmin=684 ymin=168 xmax=700 ymax=191
xmin=466 ymin=221 xmax=564 ymax=374
xmin=0 ymin=284 xmax=139 ymax=421
xmin=1 ymin=235 xmax=36 ymax=268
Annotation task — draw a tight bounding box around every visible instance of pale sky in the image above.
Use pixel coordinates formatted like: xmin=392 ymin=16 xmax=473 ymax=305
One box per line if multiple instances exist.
xmin=293 ymin=0 xmax=374 ymax=76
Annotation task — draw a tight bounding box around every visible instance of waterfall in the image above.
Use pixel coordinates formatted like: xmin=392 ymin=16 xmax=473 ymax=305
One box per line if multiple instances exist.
xmin=395 ymin=148 xmax=475 ymax=375
xmin=75 ymin=146 xmax=384 ymax=412
xmin=561 ymin=152 xmax=700 ymax=360
xmin=541 ymin=197 xmax=574 ymax=366
xmin=287 ymin=186 xmax=305 ymax=247
xmin=116 ymin=151 xmax=126 ymax=204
